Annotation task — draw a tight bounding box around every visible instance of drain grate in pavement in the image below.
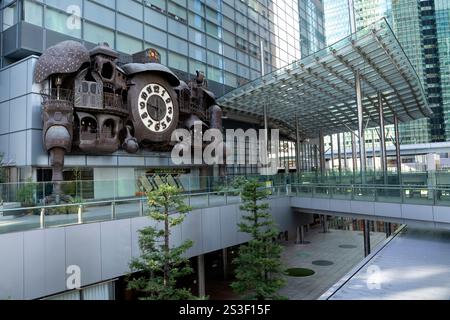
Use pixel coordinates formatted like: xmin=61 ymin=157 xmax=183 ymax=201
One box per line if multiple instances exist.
xmin=339 ymin=244 xmax=357 ymax=249
xmin=312 ymin=260 xmax=334 ymax=266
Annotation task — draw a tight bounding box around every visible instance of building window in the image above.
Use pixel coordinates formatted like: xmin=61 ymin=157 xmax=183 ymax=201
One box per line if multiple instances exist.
xmin=84 ymin=22 xmax=114 ymax=48
xmin=45 ymin=7 xmax=82 ymax=38
xmin=2 ymin=2 xmax=17 ymax=31
xmin=24 ymin=0 xmax=43 ymax=27
xmin=116 ymin=33 xmax=143 ymax=54
xmin=168 ymin=52 xmax=188 ymax=72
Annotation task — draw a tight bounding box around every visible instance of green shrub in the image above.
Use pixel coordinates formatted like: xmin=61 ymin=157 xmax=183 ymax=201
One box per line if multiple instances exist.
xmin=16 ymin=178 xmax=37 ymax=207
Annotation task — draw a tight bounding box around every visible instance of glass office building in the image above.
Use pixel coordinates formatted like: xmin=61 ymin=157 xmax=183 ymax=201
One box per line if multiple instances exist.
xmin=0 ymin=0 xmax=325 ymax=97
xmin=0 ymin=0 xmax=326 ymax=183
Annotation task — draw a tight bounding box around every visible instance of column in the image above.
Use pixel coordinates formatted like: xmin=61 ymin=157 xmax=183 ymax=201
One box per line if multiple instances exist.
xmin=372 ymin=130 xmax=376 ymax=173
xmin=394 ymin=116 xmax=401 ymax=184
xmin=197 ymin=255 xmax=206 ymax=297
xmin=321 ymin=215 xmax=329 ymax=233
xmin=343 ymin=132 xmax=348 ymax=171
xmin=302 ymin=144 xmax=307 ymax=171
xmin=330 ymin=134 xmax=334 ymax=172
xmin=363 ymin=220 xmax=371 ymax=257
xmin=222 ymin=248 xmax=228 ymax=280
xmin=314 ymin=144 xmax=318 ymax=172
xmin=384 ymin=222 xmax=391 ymax=238
xmin=378 ymin=92 xmax=387 ymax=185
xmin=351 ymin=131 xmax=357 ymax=176
xmin=295 ymin=225 xmax=305 ymax=244
xmin=319 ymin=131 xmax=325 ymax=175
xmin=356 ymin=70 xmax=366 ymax=183
xmin=337 ymin=132 xmax=342 ymax=177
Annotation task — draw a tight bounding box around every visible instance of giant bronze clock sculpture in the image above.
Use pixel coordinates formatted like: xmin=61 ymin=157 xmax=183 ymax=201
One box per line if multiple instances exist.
xmin=34 ymin=42 xmax=223 ymax=204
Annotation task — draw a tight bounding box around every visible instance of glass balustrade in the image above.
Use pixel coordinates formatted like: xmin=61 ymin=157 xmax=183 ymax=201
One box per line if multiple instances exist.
xmin=0 ymin=174 xmax=289 ymax=235
xmin=3 ymin=171 xmax=450 ymax=235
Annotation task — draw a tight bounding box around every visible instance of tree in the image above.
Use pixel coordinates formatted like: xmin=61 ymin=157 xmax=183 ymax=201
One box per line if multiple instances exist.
xmin=231 ymin=179 xmax=286 ymax=300
xmin=128 ymin=184 xmax=197 ymax=300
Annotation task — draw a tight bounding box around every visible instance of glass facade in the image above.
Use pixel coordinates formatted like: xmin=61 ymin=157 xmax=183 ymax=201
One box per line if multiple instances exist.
xmin=435 ymin=0 xmax=450 ymax=140
xmin=324 ymin=0 xmax=351 ymax=45
xmin=0 ymin=0 xmax=325 ymax=96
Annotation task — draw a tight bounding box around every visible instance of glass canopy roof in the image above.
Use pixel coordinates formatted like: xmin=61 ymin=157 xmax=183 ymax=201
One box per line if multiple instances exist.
xmin=217 ymin=18 xmax=432 ymax=139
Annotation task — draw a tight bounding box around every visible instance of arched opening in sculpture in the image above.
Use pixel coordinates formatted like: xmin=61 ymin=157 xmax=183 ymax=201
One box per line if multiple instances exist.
xmin=80 ymin=116 xmax=97 ymax=140
xmin=102 ymin=119 xmax=116 ymax=139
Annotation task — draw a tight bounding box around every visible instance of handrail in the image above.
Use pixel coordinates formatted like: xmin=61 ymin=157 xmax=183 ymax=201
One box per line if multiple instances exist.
xmin=291 ymin=183 xmax=450 ymax=191
xmin=0 ymin=186 xmax=281 ymax=215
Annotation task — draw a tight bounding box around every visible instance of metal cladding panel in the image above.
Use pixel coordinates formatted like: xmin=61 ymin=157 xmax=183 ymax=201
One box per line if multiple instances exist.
xmin=9 ymin=130 xmax=27 ymax=166
xmin=9 ymin=96 xmax=27 ymax=132
xmin=9 ymin=61 xmax=28 ymax=98
xmin=0 ymin=233 xmax=24 ymax=300
xmin=219 ymin=205 xmax=238 ymax=248
xmin=65 ymin=223 xmax=102 ymax=287
xmin=401 ymin=204 xmax=434 ymax=222
xmin=100 ymin=220 xmax=132 ymax=280
xmin=0 ymin=67 xmax=11 ymax=102
xmin=0 ymin=101 xmax=10 ymax=135
xmin=27 ymin=93 xmax=44 ymax=129
xmin=181 ymin=209 xmax=204 ymax=257
xmin=201 ymin=207 xmax=222 ymax=253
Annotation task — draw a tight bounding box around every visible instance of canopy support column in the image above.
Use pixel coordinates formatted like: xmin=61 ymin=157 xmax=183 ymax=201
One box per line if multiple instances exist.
xmin=394 ymin=115 xmax=402 ymax=184
xmin=319 ymin=131 xmax=325 ymax=175
xmin=351 ymin=131 xmax=357 ymax=179
xmin=337 ymin=133 xmax=342 ymax=179
xmin=372 ymin=129 xmax=376 ymax=176
xmin=330 ymin=134 xmax=334 ymax=172
xmin=378 ymin=92 xmax=388 ymax=185
xmin=343 ymin=133 xmax=348 ymax=171
xmin=356 ymin=70 xmax=366 ymax=184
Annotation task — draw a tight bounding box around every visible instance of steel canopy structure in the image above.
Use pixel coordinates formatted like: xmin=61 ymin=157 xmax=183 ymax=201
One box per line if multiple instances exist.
xmin=217 ymin=18 xmax=432 ymax=139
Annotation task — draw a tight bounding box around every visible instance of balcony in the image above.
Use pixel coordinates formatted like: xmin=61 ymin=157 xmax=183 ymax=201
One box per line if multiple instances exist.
xmin=41 ymin=88 xmax=74 ymax=107
xmin=103 ymin=92 xmax=128 ymax=114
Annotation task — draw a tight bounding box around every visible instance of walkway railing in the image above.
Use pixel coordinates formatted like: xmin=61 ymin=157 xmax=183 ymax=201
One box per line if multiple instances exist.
xmin=0 ymin=185 xmax=289 ymax=235
xmin=3 ymin=174 xmax=450 ymax=236
xmin=291 ymin=183 xmax=450 ymax=206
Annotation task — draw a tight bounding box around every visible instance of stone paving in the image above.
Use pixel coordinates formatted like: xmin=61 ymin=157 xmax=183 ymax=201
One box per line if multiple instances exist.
xmin=279 ymin=225 xmax=386 ymax=300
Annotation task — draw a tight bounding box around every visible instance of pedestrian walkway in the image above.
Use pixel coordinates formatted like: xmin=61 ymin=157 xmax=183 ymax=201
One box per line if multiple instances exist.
xmin=279 ymin=225 xmax=386 ymax=300
xmin=324 ymin=227 xmax=450 ymax=300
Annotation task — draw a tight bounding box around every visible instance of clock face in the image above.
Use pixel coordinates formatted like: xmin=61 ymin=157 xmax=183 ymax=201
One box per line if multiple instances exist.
xmin=138 ymin=83 xmax=174 ymax=133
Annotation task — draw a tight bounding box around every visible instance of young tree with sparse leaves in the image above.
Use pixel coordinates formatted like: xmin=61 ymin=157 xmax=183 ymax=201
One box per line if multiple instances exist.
xmin=231 ymin=179 xmax=286 ymax=300
xmin=128 ymin=184 xmax=197 ymax=300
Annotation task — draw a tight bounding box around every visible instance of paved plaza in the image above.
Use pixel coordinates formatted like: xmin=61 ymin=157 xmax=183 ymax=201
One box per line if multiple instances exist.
xmin=279 ymin=225 xmax=386 ymax=300
xmin=206 ymin=224 xmax=387 ymax=300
